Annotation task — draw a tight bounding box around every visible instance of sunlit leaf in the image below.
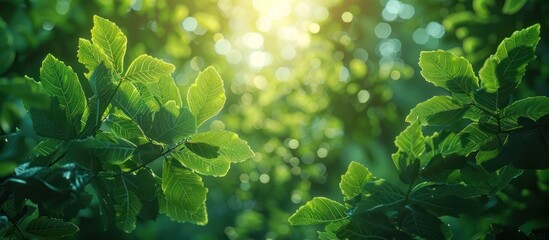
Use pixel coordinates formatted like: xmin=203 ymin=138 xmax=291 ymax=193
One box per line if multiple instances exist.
xmin=111 ymin=81 xmax=152 ymax=130
xmin=124 ymin=54 xmax=175 ymax=83
xmin=501 ymin=96 xmax=549 ymax=130
xmin=187 ymin=66 xmax=226 ymax=127
xmin=478 ymin=24 xmax=540 ymax=106
xmin=419 ymin=50 xmax=479 ymax=97
xmin=40 ymin=54 xmax=86 ymax=134
xmin=190 ymin=130 xmax=254 ymax=163
xmin=288 ymin=197 xmax=348 ymax=225
xmin=105 ymin=113 xmax=145 ymax=143
xmin=406 ymin=96 xmax=469 ymax=125
xmin=25 ymin=217 xmax=79 ymax=238
xmin=395 ymin=121 xmax=425 ymax=159
xmin=339 ymin=161 xmax=374 ymax=200
xmin=162 ymin=159 xmax=208 ymax=212
xmin=147 ymin=75 xmax=182 ymax=107
xmin=91 ymin=15 xmax=127 ymax=73
xmin=172 ymin=148 xmax=230 ymax=177
xmin=146 ymin=101 xmax=196 ymax=144
xmin=159 ymin=190 xmax=208 ymax=225
xmin=77 ymin=38 xmax=110 ymax=77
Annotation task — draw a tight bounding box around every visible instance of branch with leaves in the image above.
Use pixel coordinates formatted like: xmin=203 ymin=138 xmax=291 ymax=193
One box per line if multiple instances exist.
xmin=0 ymin=16 xmax=254 ymax=239
xmin=289 ymin=24 xmax=549 ymax=239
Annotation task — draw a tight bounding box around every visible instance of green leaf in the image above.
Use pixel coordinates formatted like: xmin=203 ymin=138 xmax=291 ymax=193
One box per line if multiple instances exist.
xmin=0 ymin=161 xmax=16 ymax=177
xmin=406 ymin=96 xmax=469 ymax=125
xmin=392 ymin=152 xmax=420 ymax=184
xmin=0 ymin=18 xmax=15 ymax=75
xmin=146 ymin=101 xmax=196 ymax=144
xmin=503 ymin=0 xmax=529 ymax=14
xmin=159 ymin=192 xmax=208 ymax=225
xmin=112 ymin=81 xmax=152 ymax=130
xmin=395 ymin=121 xmax=425 ymax=159
xmin=105 ymin=113 xmax=146 ymax=143
xmin=339 ymin=161 xmax=374 ymax=200
xmin=114 ymin=176 xmax=142 ymax=233
xmin=28 ymin=139 xmax=63 ymax=158
xmin=318 ymin=221 xmax=347 ymax=240
xmin=187 ymin=66 xmax=226 ymax=127
xmin=172 ymin=148 xmax=230 ymax=177
xmin=501 ymin=96 xmax=549 ymax=130
xmin=77 ymin=38 xmax=109 ymax=77
xmin=124 ymin=54 xmax=175 ymax=83
xmin=190 ymin=130 xmax=254 ymax=163
xmin=80 ymin=63 xmax=116 ymax=138
xmin=124 ymin=168 xmax=157 ymax=202
xmin=400 ymin=205 xmax=446 ymax=240
xmin=162 ymin=159 xmax=208 ymax=212
xmin=185 ymin=142 xmax=220 ymax=159
xmin=25 ymin=217 xmax=79 ymax=238
xmin=91 ymin=15 xmax=127 ymax=73
xmin=30 ymin=97 xmax=74 ymax=140
xmin=148 ymin=75 xmax=182 ymax=107
xmin=419 ymin=50 xmax=479 ymax=96
xmin=458 ymin=123 xmax=499 ymax=154
xmin=478 ymin=24 xmax=540 ymax=102
xmin=84 ymin=135 xmax=136 ymax=165
xmin=40 ymin=54 xmax=87 ymax=134
xmin=288 ymin=197 xmax=348 ymax=225
xmin=355 ymin=179 xmax=405 ymax=213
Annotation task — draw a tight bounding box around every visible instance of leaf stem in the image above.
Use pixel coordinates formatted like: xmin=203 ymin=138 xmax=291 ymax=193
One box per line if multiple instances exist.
xmin=124 ymin=140 xmax=187 ymax=174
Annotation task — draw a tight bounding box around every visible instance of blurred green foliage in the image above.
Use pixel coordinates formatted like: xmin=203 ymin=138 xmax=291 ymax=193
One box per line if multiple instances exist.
xmin=1 ymin=0 xmax=548 ymax=239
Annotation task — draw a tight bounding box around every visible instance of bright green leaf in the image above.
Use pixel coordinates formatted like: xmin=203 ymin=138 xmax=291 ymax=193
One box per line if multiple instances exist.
xmin=77 ymin=38 xmax=110 ymax=77
xmin=406 ymin=96 xmax=469 ymax=125
xmin=147 ymin=75 xmax=182 ymax=107
xmin=288 ymin=197 xmax=348 ymax=225
xmin=184 ymin=142 xmax=220 ymax=159
xmin=501 ymin=96 xmax=549 ymax=130
xmin=146 ymin=101 xmax=196 ymax=144
xmin=503 ymin=0 xmax=529 ymax=14
xmin=419 ymin=50 xmax=479 ymax=96
xmin=190 ymin=130 xmax=254 ymax=163
xmin=105 ymin=113 xmax=146 ymax=143
xmin=478 ymin=24 xmax=540 ymax=101
xmin=172 ymin=148 xmax=231 ymax=177
xmin=395 ymin=121 xmax=425 ymax=159
xmin=162 ymin=159 xmax=208 ymax=212
xmin=187 ymin=66 xmax=226 ymax=127
xmin=111 ymin=81 xmax=152 ymax=130
xmin=25 ymin=217 xmax=79 ymax=238
xmin=124 ymin=54 xmax=175 ymax=83
xmin=159 ymin=191 xmax=208 ymax=225
xmin=339 ymin=161 xmax=374 ymax=200
xmin=40 ymin=54 xmax=87 ymax=133
xmin=457 ymin=123 xmax=499 ymax=155
xmin=91 ymin=15 xmax=127 ymax=73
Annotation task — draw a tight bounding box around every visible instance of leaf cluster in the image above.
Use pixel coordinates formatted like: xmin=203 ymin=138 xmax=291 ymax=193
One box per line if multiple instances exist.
xmin=289 ymin=24 xmax=549 ymax=239
xmin=0 ymin=16 xmax=253 ymax=239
